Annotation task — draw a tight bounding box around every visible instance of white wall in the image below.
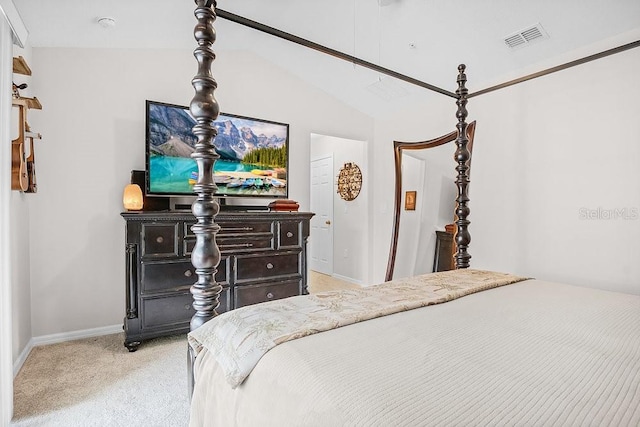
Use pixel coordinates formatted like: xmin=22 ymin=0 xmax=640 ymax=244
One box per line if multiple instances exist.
xmin=470 ymin=48 xmax=640 ymax=294
xmin=310 ymin=134 xmax=369 ymax=285
xmin=372 ymin=48 xmax=640 ymax=294
xmin=24 ymin=47 xmax=373 ymax=338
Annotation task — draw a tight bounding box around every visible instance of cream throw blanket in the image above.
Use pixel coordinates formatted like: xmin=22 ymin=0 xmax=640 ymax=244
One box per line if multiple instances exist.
xmin=187 ymin=269 xmax=528 ymax=388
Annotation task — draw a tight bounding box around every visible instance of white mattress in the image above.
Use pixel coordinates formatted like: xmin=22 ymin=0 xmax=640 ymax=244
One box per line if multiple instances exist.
xmin=190 ymin=279 xmax=640 ymax=426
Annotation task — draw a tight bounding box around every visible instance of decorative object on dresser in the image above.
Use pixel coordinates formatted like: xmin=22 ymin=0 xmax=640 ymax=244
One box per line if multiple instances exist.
xmin=121 ymin=210 xmax=313 ymax=351
xmin=122 ymin=184 xmax=143 ymax=211
xmin=268 ymin=199 xmax=300 ymax=211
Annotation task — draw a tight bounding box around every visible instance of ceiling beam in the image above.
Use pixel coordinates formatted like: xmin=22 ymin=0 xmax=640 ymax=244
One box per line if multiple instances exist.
xmin=216 ymin=8 xmax=458 ymax=99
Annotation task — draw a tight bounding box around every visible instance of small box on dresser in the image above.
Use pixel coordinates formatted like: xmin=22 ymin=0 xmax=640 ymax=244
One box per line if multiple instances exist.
xmin=121 ymin=210 xmax=313 ymax=351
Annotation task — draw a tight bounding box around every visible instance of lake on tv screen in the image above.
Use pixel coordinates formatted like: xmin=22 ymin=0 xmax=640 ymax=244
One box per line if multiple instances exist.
xmin=149 ymin=156 xmax=287 ymax=197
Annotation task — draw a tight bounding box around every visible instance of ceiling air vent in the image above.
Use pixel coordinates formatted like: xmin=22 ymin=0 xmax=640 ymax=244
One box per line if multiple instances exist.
xmin=504 ymin=23 xmax=549 ymax=49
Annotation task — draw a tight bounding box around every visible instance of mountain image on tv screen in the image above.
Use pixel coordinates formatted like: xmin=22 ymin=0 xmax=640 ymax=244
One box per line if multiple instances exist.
xmin=147 ymin=102 xmax=288 ymax=197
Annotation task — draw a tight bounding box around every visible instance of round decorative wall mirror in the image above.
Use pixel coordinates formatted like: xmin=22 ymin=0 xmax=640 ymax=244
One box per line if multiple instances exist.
xmin=336 ymin=162 xmax=362 ymax=201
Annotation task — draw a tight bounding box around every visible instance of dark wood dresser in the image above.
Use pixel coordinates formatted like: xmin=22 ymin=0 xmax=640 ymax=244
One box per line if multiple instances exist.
xmin=121 ymin=210 xmax=314 ymax=351
xmin=433 ymin=230 xmax=455 ymax=272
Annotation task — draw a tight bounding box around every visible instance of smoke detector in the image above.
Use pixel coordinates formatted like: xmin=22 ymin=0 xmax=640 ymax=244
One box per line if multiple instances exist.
xmin=97 ymin=17 xmax=116 ymax=29
xmin=504 ymin=23 xmax=549 ymax=49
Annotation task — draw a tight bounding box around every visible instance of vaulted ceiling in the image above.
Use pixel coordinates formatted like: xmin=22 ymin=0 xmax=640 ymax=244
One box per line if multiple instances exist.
xmin=13 ymin=0 xmax=640 ymax=117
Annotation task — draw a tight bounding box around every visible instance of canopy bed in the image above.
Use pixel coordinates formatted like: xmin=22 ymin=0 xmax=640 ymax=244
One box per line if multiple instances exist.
xmin=185 ymin=1 xmax=640 ymax=425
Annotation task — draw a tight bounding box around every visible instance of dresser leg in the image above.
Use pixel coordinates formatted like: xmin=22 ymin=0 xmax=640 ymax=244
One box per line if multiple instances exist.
xmin=125 ymin=341 xmax=140 ymax=352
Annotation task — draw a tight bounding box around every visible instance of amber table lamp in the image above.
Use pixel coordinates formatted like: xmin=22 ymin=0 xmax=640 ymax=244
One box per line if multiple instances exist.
xmin=122 ymin=184 xmax=143 ymax=211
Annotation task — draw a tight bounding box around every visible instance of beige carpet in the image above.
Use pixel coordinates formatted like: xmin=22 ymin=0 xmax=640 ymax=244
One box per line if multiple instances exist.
xmin=12 ymin=274 xmax=360 ymax=426
xmin=12 ymin=333 xmax=189 ymax=426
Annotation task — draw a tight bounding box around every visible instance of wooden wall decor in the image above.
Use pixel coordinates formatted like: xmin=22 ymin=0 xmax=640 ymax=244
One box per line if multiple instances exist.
xmin=336 ymin=162 xmax=363 ymax=201
xmin=404 ymin=191 xmax=416 ymax=211
xmin=12 ymin=56 xmax=31 ymax=75
xmin=11 ymin=56 xmax=42 ymax=193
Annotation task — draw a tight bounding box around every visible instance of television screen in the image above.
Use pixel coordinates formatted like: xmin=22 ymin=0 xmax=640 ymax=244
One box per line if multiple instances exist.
xmin=145 ymin=100 xmax=289 ymax=198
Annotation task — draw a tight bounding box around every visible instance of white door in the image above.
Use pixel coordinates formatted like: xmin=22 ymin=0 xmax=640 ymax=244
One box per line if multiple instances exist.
xmin=310 ymin=156 xmax=333 ymax=275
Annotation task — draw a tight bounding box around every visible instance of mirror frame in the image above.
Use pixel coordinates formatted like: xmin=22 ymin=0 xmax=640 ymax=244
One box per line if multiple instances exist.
xmin=385 ymin=121 xmax=476 ymax=281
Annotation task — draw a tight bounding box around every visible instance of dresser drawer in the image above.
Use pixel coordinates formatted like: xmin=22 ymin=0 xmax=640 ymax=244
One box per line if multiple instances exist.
xmin=142 ymin=288 xmax=230 ymax=329
xmin=185 ymin=235 xmax=274 ymax=254
xmin=235 ymin=253 xmax=300 ymax=282
xmin=278 ymin=221 xmax=302 ymax=248
xmin=141 ymin=258 xmax=229 ymax=293
xmin=185 ymin=221 xmax=274 ymax=253
xmin=186 ymin=220 xmax=273 ymax=236
xmin=217 ymin=234 xmax=274 ymax=253
xmin=218 ymin=220 xmax=273 ymax=235
xmin=235 ymin=280 xmax=300 ymax=308
xmin=141 ymin=223 xmax=179 ymax=257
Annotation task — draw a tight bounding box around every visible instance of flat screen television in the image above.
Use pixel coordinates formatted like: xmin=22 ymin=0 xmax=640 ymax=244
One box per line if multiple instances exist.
xmin=145 ymin=100 xmax=289 ymax=199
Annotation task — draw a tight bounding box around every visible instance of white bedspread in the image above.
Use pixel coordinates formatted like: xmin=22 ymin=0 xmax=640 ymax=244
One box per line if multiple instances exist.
xmin=188 ymin=269 xmax=527 ymax=388
xmin=190 ymin=279 xmax=640 ymax=427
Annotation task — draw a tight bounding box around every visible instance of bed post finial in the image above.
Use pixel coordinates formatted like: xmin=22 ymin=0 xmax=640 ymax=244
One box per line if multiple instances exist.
xmin=454 ymin=64 xmax=471 ymax=269
xmin=189 ymin=0 xmax=222 ymax=332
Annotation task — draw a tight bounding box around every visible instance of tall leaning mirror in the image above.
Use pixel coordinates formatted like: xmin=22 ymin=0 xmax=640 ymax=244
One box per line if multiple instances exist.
xmin=385 ymin=122 xmax=476 ymax=281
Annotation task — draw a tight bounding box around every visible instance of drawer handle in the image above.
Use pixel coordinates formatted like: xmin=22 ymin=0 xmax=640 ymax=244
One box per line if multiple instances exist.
xmin=286 ymin=231 xmax=294 ymax=238
xmin=184 ymin=270 xmax=193 ymax=277
xmin=219 ymin=243 xmax=254 ymax=249
xmin=225 ymin=227 xmax=254 ymax=232
xmin=156 ymin=236 xmax=164 ymax=243
xmin=266 ymin=292 xmax=274 ymax=299
xmin=184 ymin=304 xmax=191 ymax=310
xmin=266 ymin=263 xmax=274 ymax=269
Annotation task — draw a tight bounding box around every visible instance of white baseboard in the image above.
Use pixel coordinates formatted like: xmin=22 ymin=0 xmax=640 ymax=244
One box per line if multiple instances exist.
xmin=13 ymin=324 xmax=122 ymax=377
xmin=12 ymin=338 xmax=33 ymax=378
xmin=332 ymin=273 xmax=363 ymax=286
xmin=31 ymin=324 xmax=122 ymax=347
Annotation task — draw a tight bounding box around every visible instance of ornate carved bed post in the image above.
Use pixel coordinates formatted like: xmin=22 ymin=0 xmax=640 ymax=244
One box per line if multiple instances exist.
xmin=190 ymin=0 xmax=221 ymax=331
xmin=454 ymin=64 xmax=471 ymax=269
xmin=188 ymin=0 xmax=221 ymax=393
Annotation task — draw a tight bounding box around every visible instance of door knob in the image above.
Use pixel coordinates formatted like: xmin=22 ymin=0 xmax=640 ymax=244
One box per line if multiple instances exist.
xmin=325 ymin=220 xmax=331 ymax=225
